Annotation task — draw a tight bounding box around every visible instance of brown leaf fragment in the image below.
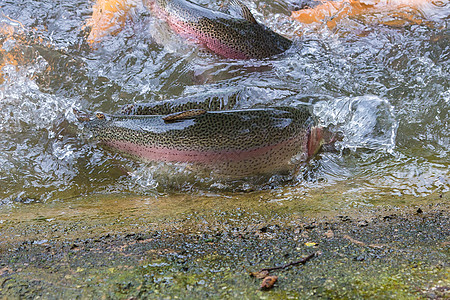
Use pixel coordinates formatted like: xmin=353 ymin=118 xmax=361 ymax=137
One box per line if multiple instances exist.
xmin=343 ymin=234 xmax=366 ymax=246
xmin=250 ymin=270 xmax=269 ymax=279
xmin=260 ymin=275 xmax=278 ymax=290
xmin=162 ymin=109 xmax=207 ymax=122
xmin=344 ymin=235 xmax=387 ymax=249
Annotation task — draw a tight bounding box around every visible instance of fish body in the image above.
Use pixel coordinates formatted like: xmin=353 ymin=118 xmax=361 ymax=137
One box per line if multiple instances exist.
xmin=148 ymin=0 xmax=292 ymax=59
xmin=77 ymin=106 xmax=323 ymax=177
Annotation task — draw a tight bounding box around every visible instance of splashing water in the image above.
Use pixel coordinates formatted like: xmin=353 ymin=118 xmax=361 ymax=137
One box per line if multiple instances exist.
xmin=314 ymin=95 xmax=398 ymax=152
xmin=0 ymin=0 xmax=449 ymax=205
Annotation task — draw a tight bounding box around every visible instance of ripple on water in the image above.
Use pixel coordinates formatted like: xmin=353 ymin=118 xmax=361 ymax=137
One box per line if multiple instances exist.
xmin=0 ymin=0 xmax=449 ymax=204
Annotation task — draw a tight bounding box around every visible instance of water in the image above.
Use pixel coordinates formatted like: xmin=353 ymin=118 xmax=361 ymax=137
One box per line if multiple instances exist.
xmin=0 ymin=0 xmax=449 ymax=205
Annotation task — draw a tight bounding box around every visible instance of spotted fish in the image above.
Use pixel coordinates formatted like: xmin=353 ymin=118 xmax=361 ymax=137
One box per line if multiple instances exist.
xmin=147 ymin=0 xmax=292 ymax=59
xmin=75 ymin=106 xmax=325 ymax=177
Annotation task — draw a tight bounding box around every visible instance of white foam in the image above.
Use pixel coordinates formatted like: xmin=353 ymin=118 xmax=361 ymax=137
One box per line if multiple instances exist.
xmin=314 ymin=95 xmax=398 ymax=153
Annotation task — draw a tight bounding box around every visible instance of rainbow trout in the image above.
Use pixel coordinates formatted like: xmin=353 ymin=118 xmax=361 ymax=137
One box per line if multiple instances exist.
xmin=75 ymin=106 xmax=325 ymax=177
xmin=147 ymin=0 xmax=292 ymax=59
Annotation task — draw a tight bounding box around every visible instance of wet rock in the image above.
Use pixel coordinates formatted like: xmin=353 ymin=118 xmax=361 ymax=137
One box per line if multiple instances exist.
xmin=357 ymin=220 xmax=369 ymax=227
xmin=383 ymin=214 xmax=397 ymax=221
xmin=259 ymin=226 xmax=268 ymax=233
xmin=354 ymin=255 xmax=365 ymax=261
xmin=338 ymin=216 xmax=351 ymax=222
xmin=304 ymin=223 xmax=316 ymax=230
xmin=258 ymin=224 xmax=280 ymax=233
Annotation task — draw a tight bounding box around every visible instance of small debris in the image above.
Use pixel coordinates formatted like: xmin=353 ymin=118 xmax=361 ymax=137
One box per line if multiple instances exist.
xmin=260 ymin=275 xmax=278 ymax=290
xmin=441 ymin=241 xmax=450 ymax=247
xmin=260 ymin=252 xmax=317 ymax=272
xmin=344 ymin=235 xmax=386 ymax=249
xmin=0 ymin=267 xmax=12 ymax=276
xmin=249 ymin=253 xmax=317 ymax=290
xmin=162 ymin=109 xmax=207 ymax=122
xmin=344 ymin=235 xmax=366 ymax=246
xmin=305 ymin=242 xmax=318 ymax=247
xmin=368 ymin=243 xmax=385 ymax=249
xmin=249 ymin=270 xmax=269 ymax=279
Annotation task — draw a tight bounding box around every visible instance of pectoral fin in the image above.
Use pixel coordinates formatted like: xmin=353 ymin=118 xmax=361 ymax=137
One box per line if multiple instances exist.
xmin=162 ymin=109 xmax=207 ymax=122
xmin=228 ymin=0 xmax=257 ymax=24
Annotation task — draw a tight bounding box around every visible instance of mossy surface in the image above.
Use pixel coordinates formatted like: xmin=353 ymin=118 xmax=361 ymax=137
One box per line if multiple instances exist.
xmin=0 ymin=192 xmax=449 ymax=299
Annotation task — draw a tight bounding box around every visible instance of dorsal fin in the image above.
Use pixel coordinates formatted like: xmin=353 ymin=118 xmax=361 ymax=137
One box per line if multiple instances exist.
xmin=162 ymin=109 xmax=207 ymax=122
xmin=228 ymin=0 xmax=257 ymax=24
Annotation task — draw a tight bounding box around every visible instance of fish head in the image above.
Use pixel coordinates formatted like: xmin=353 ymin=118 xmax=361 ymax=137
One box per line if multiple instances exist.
xmin=308 ymin=126 xmax=343 ymax=157
xmin=73 ymin=108 xmax=111 ymax=128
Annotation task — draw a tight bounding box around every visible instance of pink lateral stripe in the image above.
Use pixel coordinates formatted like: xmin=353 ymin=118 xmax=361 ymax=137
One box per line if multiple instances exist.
xmin=166 ymin=17 xmax=249 ymax=59
xmin=150 ymin=2 xmax=249 ymax=58
xmin=105 ymin=137 xmax=302 ymax=164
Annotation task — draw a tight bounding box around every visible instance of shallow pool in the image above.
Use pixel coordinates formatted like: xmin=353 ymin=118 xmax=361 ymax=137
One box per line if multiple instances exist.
xmin=0 ymin=0 xmax=448 ymax=207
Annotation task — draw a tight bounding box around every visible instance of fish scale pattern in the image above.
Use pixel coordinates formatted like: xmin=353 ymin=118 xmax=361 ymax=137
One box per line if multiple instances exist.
xmin=83 ymin=107 xmax=314 ymax=176
xmin=154 ymin=0 xmax=292 ymax=59
xmin=87 ymin=107 xmax=312 ymax=152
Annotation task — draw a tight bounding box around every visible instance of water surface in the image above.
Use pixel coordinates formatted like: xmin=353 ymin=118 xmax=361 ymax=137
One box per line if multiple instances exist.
xmin=0 ymin=0 xmax=449 ymax=207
